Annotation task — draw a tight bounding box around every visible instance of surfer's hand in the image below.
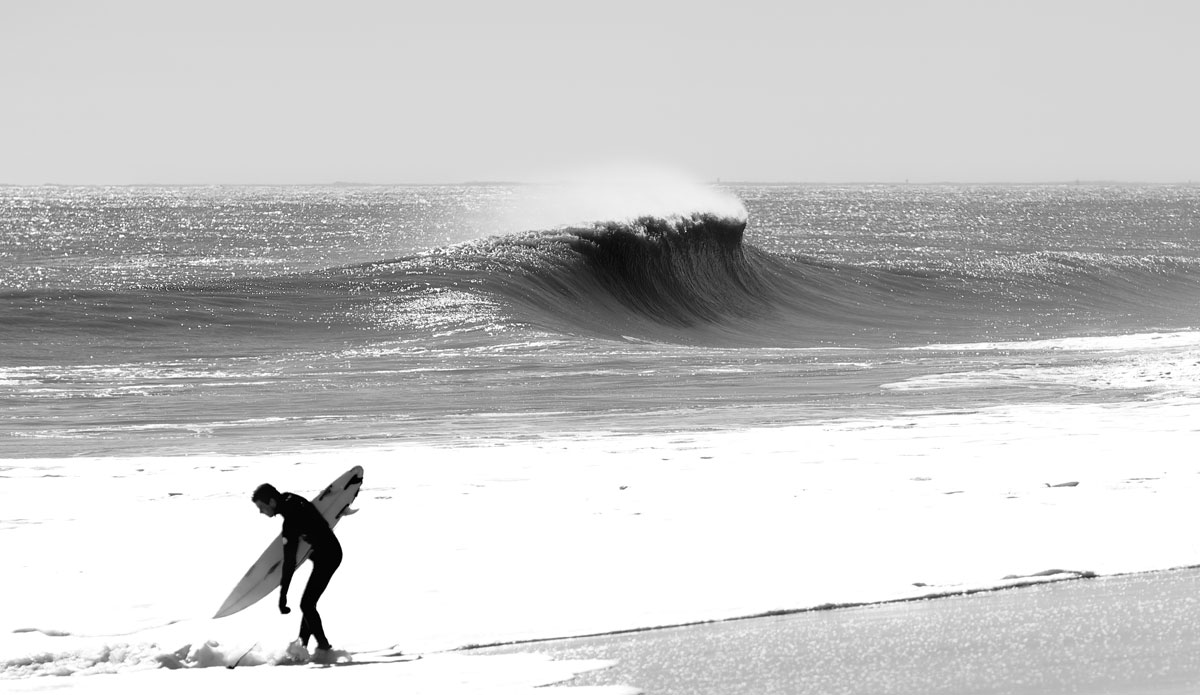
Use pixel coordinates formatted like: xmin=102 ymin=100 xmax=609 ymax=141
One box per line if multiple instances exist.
xmin=279 ymin=600 xmax=291 ymax=615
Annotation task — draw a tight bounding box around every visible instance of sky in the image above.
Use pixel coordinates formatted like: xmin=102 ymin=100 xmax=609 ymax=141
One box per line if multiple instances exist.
xmin=2 ymin=0 xmax=1198 ymax=184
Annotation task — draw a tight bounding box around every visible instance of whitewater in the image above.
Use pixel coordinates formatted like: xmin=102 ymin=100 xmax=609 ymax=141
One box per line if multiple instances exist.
xmin=2 ymin=182 xmax=1200 ymax=692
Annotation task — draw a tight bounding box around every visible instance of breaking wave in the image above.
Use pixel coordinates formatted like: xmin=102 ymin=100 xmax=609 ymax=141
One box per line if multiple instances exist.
xmin=3 ymin=211 xmax=1200 ymax=356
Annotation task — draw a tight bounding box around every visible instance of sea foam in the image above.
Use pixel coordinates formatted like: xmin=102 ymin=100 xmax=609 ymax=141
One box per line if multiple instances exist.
xmin=497 ymin=163 xmax=747 ymax=233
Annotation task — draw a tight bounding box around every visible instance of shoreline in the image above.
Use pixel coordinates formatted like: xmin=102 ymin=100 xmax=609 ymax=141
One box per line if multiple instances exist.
xmin=458 ymin=564 xmax=1183 ymax=653
xmin=478 ymin=566 xmax=1200 ymax=694
xmin=11 ymin=566 xmax=1200 ymax=686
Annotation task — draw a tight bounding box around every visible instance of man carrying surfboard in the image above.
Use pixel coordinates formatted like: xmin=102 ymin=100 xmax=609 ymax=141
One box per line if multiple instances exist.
xmin=253 ymin=482 xmax=343 ymax=653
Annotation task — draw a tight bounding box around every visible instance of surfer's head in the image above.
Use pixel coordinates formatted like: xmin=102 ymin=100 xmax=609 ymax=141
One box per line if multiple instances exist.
xmin=252 ymin=483 xmax=281 ymax=517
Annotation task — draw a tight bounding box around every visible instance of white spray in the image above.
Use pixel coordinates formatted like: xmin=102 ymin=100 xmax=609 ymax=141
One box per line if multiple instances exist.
xmin=496 ymin=162 xmax=747 ymax=234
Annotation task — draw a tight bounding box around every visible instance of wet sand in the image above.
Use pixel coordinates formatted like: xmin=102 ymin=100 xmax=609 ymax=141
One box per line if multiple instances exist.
xmin=479 ymin=568 xmax=1200 ymax=694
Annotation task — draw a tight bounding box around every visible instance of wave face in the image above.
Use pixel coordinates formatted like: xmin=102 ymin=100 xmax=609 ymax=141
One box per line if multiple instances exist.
xmin=363 ymin=212 xmax=1200 ymax=347
xmin=350 ymin=213 xmax=781 ymax=346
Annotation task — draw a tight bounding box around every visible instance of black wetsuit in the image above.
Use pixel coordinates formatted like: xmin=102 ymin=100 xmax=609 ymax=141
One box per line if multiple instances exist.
xmin=278 ymin=492 xmax=343 ymax=650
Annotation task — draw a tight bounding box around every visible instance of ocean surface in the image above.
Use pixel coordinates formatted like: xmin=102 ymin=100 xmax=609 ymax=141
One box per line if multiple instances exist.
xmin=2 ymin=183 xmax=1199 ymax=458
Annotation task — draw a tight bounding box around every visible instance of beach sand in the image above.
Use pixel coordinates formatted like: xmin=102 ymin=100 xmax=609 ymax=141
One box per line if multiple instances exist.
xmin=3 ymin=648 xmax=631 ymax=695
xmin=11 ymin=569 xmax=1200 ymax=694
xmin=481 ymin=568 xmax=1200 ymax=694
xmin=4 ymin=394 xmax=1200 ymax=691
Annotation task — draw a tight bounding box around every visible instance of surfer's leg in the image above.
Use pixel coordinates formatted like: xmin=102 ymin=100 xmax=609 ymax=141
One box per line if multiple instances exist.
xmin=300 ymin=546 xmax=343 ymax=649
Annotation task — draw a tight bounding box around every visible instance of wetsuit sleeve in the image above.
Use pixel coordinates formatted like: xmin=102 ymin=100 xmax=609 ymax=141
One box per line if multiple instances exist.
xmin=279 ymin=515 xmax=298 ymax=604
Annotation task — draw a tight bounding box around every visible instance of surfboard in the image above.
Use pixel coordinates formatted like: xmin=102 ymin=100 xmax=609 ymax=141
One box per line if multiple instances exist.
xmin=213 ymin=466 xmax=364 ymax=619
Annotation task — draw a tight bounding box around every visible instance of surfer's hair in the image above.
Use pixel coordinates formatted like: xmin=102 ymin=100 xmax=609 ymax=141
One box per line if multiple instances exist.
xmin=252 ymin=483 xmax=281 ymax=504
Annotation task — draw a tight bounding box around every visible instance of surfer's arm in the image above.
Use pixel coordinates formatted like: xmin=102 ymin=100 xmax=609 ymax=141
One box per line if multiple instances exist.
xmin=278 ymin=535 xmax=297 ymax=612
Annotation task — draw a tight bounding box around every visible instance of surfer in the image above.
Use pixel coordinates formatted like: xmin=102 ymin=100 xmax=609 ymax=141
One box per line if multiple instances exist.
xmin=252 ymin=483 xmax=343 ymax=653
